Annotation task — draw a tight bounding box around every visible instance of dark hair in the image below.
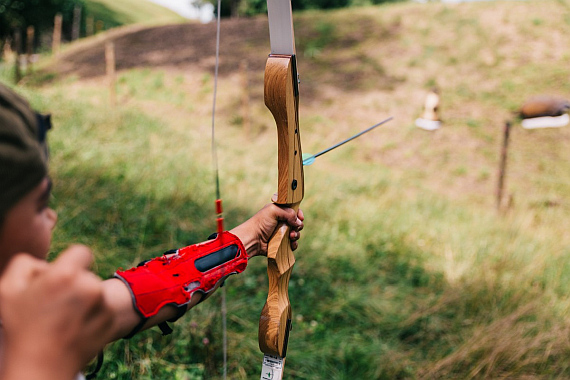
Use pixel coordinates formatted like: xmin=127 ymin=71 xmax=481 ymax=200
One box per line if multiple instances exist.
xmin=0 ymin=84 xmax=48 ymax=221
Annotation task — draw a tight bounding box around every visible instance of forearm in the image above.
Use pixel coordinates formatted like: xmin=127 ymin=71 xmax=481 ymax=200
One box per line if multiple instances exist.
xmin=101 ymin=278 xmax=204 ymax=341
xmin=101 ymin=278 xmax=144 ymax=340
xmin=230 ymin=223 xmax=260 ymax=258
xmin=102 ymin=203 xmax=303 ymax=341
xmin=104 ymin=231 xmax=246 ymax=341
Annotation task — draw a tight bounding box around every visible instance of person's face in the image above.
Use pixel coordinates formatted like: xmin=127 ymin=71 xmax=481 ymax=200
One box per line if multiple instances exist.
xmin=0 ymin=177 xmax=57 ymax=271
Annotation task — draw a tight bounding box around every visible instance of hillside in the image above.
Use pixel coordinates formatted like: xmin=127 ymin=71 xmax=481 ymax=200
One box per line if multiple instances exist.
xmin=14 ymin=0 xmax=570 ymax=378
xmin=42 ymin=0 xmax=570 ymax=214
xmin=85 ymin=0 xmax=187 ymax=28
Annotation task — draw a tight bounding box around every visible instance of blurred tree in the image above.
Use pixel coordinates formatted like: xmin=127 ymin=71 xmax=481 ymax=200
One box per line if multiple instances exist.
xmin=0 ymin=0 xmax=85 ymax=50
xmin=214 ymin=0 xmax=402 ymax=18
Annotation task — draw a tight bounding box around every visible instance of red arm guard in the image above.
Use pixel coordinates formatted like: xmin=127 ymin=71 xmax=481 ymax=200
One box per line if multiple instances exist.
xmin=114 ymin=231 xmax=247 ymax=320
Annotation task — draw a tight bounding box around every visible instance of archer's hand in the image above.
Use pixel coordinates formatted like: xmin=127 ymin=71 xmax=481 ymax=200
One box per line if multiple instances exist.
xmin=230 ymin=201 xmax=304 ymax=259
xmin=0 ymin=246 xmax=115 ymax=380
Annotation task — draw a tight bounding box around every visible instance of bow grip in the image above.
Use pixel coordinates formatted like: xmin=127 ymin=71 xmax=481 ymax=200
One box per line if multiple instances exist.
xmin=258 ymin=206 xmax=298 ymax=357
xmin=259 ymin=54 xmax=304 ymax=358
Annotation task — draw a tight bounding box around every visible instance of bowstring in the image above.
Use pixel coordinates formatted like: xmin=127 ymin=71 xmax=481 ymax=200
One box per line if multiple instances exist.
xmin=211 ymin=1 xmax=221 ymax=203
xmin=210 ymin=0 xmax=227 ymax=378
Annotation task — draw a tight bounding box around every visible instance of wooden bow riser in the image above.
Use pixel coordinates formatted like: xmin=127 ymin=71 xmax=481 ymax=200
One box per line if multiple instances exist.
xmin=264 ymin=55 xmax=304 ymax=205
xmin=258 ymin=54 xmax=304 ymax=358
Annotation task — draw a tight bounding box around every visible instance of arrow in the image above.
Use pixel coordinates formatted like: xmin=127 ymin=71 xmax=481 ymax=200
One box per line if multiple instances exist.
xmin=302 ymin=116 xmax=393 ymax=166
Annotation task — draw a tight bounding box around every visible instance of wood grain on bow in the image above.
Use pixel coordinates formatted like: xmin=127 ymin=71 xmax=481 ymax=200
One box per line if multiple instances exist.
xmin=259 ymin=0 xmax=303 ymax=377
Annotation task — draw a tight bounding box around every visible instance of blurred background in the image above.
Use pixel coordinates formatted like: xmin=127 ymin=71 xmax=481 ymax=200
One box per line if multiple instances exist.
xmin=1 ymin=0 xmax=570 ymax=378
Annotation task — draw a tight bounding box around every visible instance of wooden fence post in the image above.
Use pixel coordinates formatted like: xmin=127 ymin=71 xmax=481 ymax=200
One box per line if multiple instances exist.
xmin=52 ymin=13 xmax=62 ymax=56
xmin=13 ymin=30 xmax=22 ymax=83
xmin=105 ymin=41 xmax=116 ymax=108
xmin=72 ymin=5 xmax=82 ymax=41
xmin=26 ymin=26 xmax=34 ymax=72
xmin=2 ymin=37 xmax=13 ymax=62
xmin=496 ymin=120 xmax=512 ymax=211
xmin=86 ymin=16 xmax=94 ymax=37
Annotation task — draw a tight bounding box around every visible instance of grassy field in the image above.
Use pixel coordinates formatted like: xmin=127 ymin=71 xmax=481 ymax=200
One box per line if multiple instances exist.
xmin=84 ymin=0 xmax=187 ymax=29
xmin=3 ymin=0 xmax=570 ymax=378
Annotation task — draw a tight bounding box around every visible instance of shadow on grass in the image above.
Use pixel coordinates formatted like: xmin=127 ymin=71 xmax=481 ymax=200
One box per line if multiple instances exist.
xmin=49 ymin=160 xmax=568 ymax=379
xmin=50 ymin=162 xmax=251 ymax=277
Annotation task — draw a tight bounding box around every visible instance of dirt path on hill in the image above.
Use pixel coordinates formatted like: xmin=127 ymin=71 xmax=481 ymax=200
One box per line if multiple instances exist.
xmin=42 ymin=14 xmax=403 ymax=102
xmin=50 ymin=18 xmax=270 ymax=80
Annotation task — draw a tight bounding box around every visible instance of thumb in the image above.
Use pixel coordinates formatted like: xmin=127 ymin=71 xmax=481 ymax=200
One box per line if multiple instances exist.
xmin=52 ymin=245 xmax=94 ymax=271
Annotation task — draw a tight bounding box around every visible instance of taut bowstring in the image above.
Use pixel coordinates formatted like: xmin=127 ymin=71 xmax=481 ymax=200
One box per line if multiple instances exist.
xmin=210 ymin=0 xmax=227 ymax=378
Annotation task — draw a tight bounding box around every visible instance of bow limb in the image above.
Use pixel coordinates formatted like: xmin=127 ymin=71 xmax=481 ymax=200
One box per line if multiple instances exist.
xmin=258 ymin=5 xmax=304 ymax=377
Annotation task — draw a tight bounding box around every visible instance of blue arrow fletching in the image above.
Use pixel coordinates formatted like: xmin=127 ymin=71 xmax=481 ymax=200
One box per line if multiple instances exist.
xmin=302 ymin=153 xmax=315 ymax=166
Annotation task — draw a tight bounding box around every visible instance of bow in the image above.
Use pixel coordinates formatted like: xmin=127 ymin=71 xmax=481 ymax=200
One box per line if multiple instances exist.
xmin=258 ymin=0 xmax=304 ymax=378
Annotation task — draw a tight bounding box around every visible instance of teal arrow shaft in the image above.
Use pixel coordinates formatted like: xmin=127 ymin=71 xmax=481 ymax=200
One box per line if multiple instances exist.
xmin=303 ymin=116 xmax=393 ymax=165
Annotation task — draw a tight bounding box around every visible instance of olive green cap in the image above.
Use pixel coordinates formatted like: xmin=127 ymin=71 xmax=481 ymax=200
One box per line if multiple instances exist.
xmin=0 ymin=83 xmax=48 ymax=220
